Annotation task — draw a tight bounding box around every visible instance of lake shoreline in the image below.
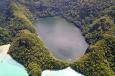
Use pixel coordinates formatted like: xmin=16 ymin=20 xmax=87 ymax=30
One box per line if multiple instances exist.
xmin=34 ymin=16 xmax=88 ymax=62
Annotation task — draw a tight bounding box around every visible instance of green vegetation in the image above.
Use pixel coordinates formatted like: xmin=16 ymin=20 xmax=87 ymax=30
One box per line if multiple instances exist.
xmin=0 ymin=0 xmax=35 ymax=46
xmin=84 ymin=16 xmax=114 ymax=44
xmin=8 ymin=30 xmax=68 ymax=76
xmin=26 ymin=62 xmax=42 ymax=76
xmin=10 ymin=0 xmax=33 ymax=26
xmin=17 ymin=0 xmax=115 ymax=29
xmin=0 ymin=0 xmax=115 ymax=76
xmin=70 ymin=8 xmax=115 ymax=76
xmin=70 ymin=39 xmax=115 ymax=76
xmin=0 ymin=27 xmax=11 ymax=45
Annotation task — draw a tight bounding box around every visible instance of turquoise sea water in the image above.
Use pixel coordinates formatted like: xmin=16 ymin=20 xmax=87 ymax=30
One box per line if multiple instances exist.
xmin=41 ymin=67 xmax=84 ymax=76
xmin=0 ymin=55 xmax=28 ymax=76
xmin=0 ymin=44 xmax=28 ymax=76
xmin=0 ymin=15 xmax=87 ymax=76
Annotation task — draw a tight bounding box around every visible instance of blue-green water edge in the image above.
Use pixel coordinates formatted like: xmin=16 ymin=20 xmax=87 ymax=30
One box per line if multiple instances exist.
xmin=0 ymin=44 xmax=28 ymax=76
xmin=0 ymin=16 xmax=87 ymax=76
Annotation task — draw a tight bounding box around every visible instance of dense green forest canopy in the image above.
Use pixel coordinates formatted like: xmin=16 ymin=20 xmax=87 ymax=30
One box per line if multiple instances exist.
xmin=0 ymin=0 xmax=114 ymax=76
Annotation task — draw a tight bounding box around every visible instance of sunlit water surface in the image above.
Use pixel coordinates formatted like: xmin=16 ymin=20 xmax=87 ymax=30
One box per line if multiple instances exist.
xmin=34 ymin=16 xmax=88 ymax=62
xmin=0 ymin=44 xmax=28 ymax=76
xmin=41 ymin=67 xmax=84 ymax=76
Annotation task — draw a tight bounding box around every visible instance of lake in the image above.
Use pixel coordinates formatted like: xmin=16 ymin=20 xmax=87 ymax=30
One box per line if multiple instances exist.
xmin=0 ymin=16 xmax=88 ymax=76
xmin=34 ymin=16 xmax=88 ymax=62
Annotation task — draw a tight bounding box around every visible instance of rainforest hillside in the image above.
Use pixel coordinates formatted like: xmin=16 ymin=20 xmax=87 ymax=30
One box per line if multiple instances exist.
xmin=0 ymin=0 xmax=114 ymax=76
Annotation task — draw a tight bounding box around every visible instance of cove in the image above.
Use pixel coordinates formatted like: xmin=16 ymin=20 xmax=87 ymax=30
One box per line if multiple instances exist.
xmin=34 ymin=16 xmax=88 ymax=62
xmin=41 ymin=67 xmax=84 ymax=76
xmin=0 ymin=44 xmax=28 ymax=76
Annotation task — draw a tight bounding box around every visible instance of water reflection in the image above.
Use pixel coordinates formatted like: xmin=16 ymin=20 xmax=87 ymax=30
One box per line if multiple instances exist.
xmin=34 ymin=17 xmax=88 ymax=62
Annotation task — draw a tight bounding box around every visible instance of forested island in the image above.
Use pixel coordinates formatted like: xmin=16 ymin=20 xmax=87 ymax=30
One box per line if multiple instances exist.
xmin=0 ymin=0 xmax=115 ymax=76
